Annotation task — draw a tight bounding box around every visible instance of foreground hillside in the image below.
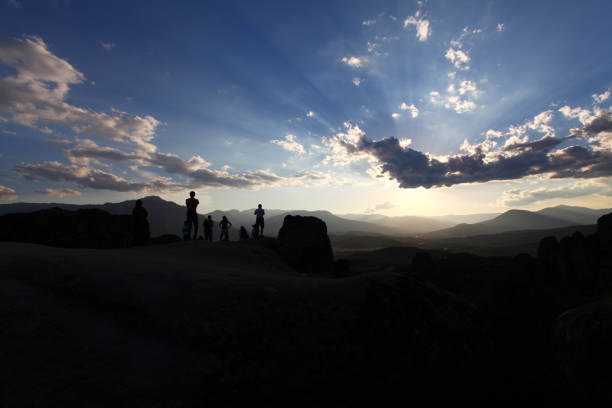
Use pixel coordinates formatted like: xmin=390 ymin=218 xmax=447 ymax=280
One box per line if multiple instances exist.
xmin=0 ymin=240 xmax=490 ymax=407
xmin=1 ymin=211 xmax=611 ymax=406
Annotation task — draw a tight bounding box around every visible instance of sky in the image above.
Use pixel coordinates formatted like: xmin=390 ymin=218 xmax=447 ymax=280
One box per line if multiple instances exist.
xmin=0 ymin=0 xmax=611 ymax=216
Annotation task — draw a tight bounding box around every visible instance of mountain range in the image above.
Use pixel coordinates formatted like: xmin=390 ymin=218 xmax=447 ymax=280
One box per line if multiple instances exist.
xmin=0 ymin=197 xmax=609 ymax=240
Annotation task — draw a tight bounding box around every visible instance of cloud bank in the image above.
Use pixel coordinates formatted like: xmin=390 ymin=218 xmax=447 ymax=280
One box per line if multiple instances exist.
xmin=325 ymin=110 xmax=612 ymax=189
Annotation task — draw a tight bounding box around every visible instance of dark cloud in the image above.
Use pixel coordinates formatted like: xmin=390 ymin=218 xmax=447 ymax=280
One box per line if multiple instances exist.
xmin=14 ymin=161 xmax=183 ymax=192
xmin=336 ymin=114 xmax=612 ymax=188
xmin=584 ymin=111 xmax=612 ymax=135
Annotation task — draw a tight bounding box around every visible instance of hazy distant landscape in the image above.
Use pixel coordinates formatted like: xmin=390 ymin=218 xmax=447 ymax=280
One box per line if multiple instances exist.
xmin=1 ymin=196 xmax=608 ymax=257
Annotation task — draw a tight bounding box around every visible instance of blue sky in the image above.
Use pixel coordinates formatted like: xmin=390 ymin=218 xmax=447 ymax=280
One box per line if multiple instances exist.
xmin=1 ymin=0 xmax=611 ymax=215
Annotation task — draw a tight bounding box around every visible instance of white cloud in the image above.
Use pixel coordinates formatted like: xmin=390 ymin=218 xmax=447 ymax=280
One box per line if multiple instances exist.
xmin=559 ymin=105 xmax=593 ymax=125
xmin=485 ymin=129 xmax=503 ymax=139
xmin=399 ymin=138 xmax=412 ymax=149
xmin=445 ymin=48 xmax=470 ymax=70
xmin=365 ymin=201 xmax=396 ymax=213
xmin=526 ymin=110 xmax=555 ymax=135
xmin=0 ymin=185 xmax=18 ymax=200
xmin=404 ymin=15 xmax=431 ymax=41
xmin=0 ymin=35 xmax=159 ymax=153
xmin=391 ymin=113 xmax=400 ymax=119
xmin=306 ymin=110 xmax=315 ymax=117
xmin=429 ymin=91 xmax=441 ymax=103
xmin=341 ymin=56 xmax=364 ymax=68
xmin=497 ymin=23 xmax=505 ymax=32
xmin=458 ymin=80 xmax=477 ymax=95
xmin=399 ymin=102 xmax=419 ymax=118
xmin=99 ymin=41 xmax=116 ymax=51
xmin=362 ymin=19 xmax=376 ymax=26
xmin=0 ymin=35 xmax=352 ymax=194
xmin=322 ymin=122 xmax=371 ymax=167
xmin=270 ymin=134 xmax=306 ymax=154
xmin=500 ymin=181 xmax=612 ymax=206
xmin=593 ymin=90 xmax=611 ymax=104
xmin=352 ymin=77 xmax=362 ymax=86
xmin=445 ymin=96 xmax=476 ymax=114
xmin=37 ymin=188 xmax=82 ymax=198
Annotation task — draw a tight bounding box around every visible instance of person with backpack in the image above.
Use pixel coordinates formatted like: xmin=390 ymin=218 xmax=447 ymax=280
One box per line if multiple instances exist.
xmin=203 ymin=215 xmax=213 ymax=242
xmin=185 ymin=191 xmax=199 ymax=240
xmin=219 ymin=215 xmax=232 ymax=241
xmin=254 ymin=203 xmax=265 ymax=237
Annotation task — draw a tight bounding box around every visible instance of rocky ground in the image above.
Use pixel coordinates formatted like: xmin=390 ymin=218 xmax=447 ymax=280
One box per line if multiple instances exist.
xmin=0 ymin=212 xmax=611 ymax=407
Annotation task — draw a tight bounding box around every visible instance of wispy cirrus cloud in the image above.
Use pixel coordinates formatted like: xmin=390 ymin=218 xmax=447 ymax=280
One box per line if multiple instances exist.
xmin=270 ymin=134 xmax=306 ymax=154
xmin=499 ymin=180 xmax=612 ymax=206
xmin=99 ymin=41 xmax=116 ymax=51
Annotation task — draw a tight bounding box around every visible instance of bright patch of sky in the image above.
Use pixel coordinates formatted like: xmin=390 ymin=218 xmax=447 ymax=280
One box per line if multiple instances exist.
xmin=0 ymin=0 xmax=611 ymax=215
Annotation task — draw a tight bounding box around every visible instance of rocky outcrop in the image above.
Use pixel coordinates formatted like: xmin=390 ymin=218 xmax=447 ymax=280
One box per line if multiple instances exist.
xmin=554 ymin=299 xmax=612 ymax=403
xmin=0 ymin=207 xmax=134 ymax=248
xmin=277 ymin=215 xmax=334 ymax=273
xmin=537 ymin=212 xmax=612 ymax=291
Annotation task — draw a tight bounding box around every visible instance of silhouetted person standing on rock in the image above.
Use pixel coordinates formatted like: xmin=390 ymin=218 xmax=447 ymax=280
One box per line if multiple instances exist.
xmin=219 ymin=215 xmax=232 ymax=241
xmin=254 ymin=203 xmax=265 ymax=237
xmin=203 ymin=215 xmax=213 ymax=241
xmin=132 ymin=199 xmax=150 ymax=245
xmin=185 ymin=191 xmax=199 ymax=240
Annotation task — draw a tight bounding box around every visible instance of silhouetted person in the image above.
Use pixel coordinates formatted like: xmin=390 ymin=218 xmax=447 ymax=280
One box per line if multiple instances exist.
xmin=132 ymin=199 xmax=150 ymax=245
xmin=239 ymin=226 xmax=249 ymax=240
xmin=182 ymin=220 xmax=191 ymax=241
xmin=185 ymin=191 xmax=199 ymax=240
xmin=251 ymin=223 xmax=259 ymax=239
xmin=254 ymin=203 xmax=265 ymax=237
xmin=203 ymin=215 xmax=213 ymax=241
xmin=219 ymin=215 xmax=232 ymax=241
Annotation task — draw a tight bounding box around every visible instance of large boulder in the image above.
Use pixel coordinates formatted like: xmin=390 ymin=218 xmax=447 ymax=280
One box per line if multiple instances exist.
xmin=277 ymin=215 xmax=334 ymax=273
xmin=0 ymin=207 xmax=134 ymax=248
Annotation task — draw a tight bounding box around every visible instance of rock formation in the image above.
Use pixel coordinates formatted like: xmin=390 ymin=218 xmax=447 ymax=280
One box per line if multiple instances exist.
xmin=277 ymin=215 xmax=334 ymax=273
xmin=0 ymin=207 xmax=134 ymax=248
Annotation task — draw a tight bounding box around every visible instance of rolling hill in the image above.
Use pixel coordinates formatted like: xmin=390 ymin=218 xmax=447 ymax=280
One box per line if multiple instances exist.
xmin=425 ymin=209 xmax=577 ymax=238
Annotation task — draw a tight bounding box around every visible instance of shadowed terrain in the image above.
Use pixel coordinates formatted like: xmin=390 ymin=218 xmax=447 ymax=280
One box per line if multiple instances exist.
xmin=0 ymin=206 xmax=611 ymax=406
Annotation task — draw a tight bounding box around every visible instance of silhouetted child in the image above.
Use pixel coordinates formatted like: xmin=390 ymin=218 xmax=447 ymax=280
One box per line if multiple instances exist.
xmin=132 ymin=199 xmax=150 ymax=246
xmin=182 ymin=220 xmax=191 ymax=241
xmin=203 ymin=215 xmax=213 ymax=241
xmin=219 ymin=215 xmax=232 ymax=241
xmin=251 ymin=223 xmax=259 ymax=239
xmin=239 ymin=226 xmax=249 ymax=240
